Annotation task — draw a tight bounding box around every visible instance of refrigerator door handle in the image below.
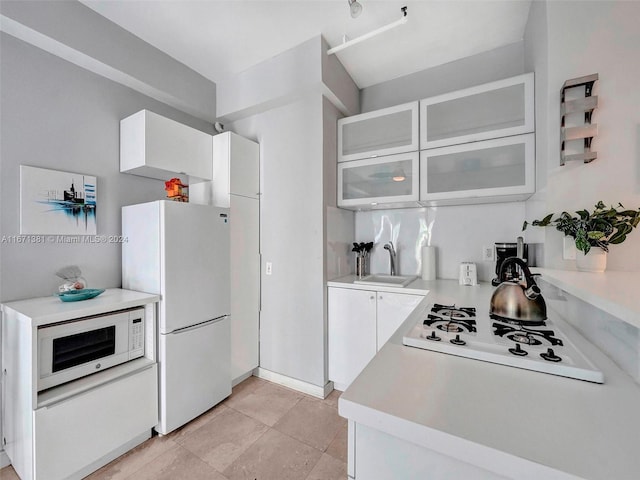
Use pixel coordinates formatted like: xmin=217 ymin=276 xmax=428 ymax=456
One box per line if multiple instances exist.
xmin=167 ymin=315 xmax=228 ymax=335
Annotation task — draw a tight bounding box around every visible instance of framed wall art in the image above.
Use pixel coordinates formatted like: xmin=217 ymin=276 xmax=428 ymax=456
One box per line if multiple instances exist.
xmin=20 ymin=166 xmax=97 ymax=235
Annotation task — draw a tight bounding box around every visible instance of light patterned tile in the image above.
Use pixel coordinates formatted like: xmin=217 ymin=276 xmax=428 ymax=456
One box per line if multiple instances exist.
xmin=128 ymin=445 xmax=226 ymax=480
xmin=223 ymin=428 xmax=322 ymax=480
xmin=323 ymin=389 xmax=341 ymax=409
xmin=169 ymin=403 xmax=229 ymax=444
xmin=226 ymin=380 xmax=303 ymax=426
xmin=325 ymin=421 xmax=348 ymax=463
xmin=180 ymin=407 xmax=268 ymax=473
xmin=0 ymin=466 xmax=19 ymax=480
xmin=274 ymin=397 xmax=346 ymax=451
xmin=85 ymin=434 xmax=178 ymax=480
xmin=223 ymin=375 xmax=266 ymax=409
xmin=305 ymin=453 xmax=347 ymax=480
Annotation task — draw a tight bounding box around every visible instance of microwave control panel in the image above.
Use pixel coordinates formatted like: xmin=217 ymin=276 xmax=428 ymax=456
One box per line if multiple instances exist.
xmin=129 ymin=309 xmax=145 ymax=359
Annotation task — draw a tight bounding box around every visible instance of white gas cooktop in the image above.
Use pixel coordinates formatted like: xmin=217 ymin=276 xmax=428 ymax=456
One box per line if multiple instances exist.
xmin=403 ymin=302 xmax=604 ymax=383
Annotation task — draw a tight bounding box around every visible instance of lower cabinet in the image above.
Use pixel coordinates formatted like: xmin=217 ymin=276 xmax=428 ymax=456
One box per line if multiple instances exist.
xmin=328 ymin=287 xmax=423 ymax=391
xmin=33 ymin=365 xmax=158 ymax=480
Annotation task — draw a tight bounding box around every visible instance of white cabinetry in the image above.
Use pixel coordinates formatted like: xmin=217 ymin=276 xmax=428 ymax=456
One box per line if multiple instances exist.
xmin=337 ymin=152 xmax=419 ymax=210
xmin=419 ymin=133 xmax=535 ymax=206
xmin=1 ymin=290 xmax=159 ymax=480
xmin=210 ymin=132 xmax=260 ymax=205
xmin=338 ymin=102 xmax=419 ymax=162
xmin=376 ymin=292 xmax=423 ymax=350
xmin=419 ymin=73 xmax=534 ymax=150
xmin=120 ymin=109 xmax=213 ymax=181
xmin=328 ymin=288 xmax=377 ymax=392
xmin=328 ymin=287 xmax=423 ymax=391
xmin=190 ymin=132 xmax=260 ymax=383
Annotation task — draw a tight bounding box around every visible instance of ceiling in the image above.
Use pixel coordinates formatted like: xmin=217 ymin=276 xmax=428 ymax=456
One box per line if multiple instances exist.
xmin=82 ymin=0 xmax=532 ymax=89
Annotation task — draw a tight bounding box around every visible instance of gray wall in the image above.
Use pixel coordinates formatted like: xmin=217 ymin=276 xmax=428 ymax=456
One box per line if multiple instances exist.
xmin=0 ymin=30 xmax=216 ymax=466
xmin=360 ymin=42 xmax=525 ymax=113
xmin=0 ymin=0 xmax=216 ymax=121
xmin=0 ymin=33 xmax=215 ymax=301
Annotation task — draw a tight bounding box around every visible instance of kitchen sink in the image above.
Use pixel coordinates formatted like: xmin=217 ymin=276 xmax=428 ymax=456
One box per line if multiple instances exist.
xmin=353 ymin=274 xmax=417 ymax=288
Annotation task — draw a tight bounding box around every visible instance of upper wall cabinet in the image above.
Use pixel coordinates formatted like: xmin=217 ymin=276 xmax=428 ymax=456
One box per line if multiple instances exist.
xmin=420 ymin=73 xmax=534 ymax=150
xmin=338 ymin=102 xmax=419 ymax=162
xmin=120 ymin=110 xmax=213 ymax=182
xmin=419 ymin=133 xmax=535 ymax=206
xmin=338 ymin=152 xmax=419 ymax=210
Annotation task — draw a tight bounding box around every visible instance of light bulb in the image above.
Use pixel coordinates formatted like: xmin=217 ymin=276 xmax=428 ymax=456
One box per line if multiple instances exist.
xmin=349 ymin=0 xmax=363 ymax=18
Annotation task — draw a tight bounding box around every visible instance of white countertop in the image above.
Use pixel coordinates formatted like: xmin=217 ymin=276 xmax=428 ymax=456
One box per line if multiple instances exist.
xmin=532 ymin=268 xmax=640 ymax=329
xmin=1 ymin=288 xmax=160 ymax=327
xmin=327 ymin=275 xmax=432 ymax=296
xmin=338 ymin=280 xmax=640 ymax=480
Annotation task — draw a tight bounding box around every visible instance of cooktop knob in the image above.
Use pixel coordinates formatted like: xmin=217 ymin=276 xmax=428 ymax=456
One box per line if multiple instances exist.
xmin=508 ymin=343 xmax=528 ymax=356
xmin=541 ymin=348 xmax=562 ymax=362
xmin=450 ymin=334 xmax=466 ymax=346
xmin=426 ymin=331 xmax=441 ymax=342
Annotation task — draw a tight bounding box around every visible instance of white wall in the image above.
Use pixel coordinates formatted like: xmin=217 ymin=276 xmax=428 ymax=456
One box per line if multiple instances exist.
xmin=523 ymin=0 xmax=640 ymax=384
xmin=229 ymin=95 xmax=327 ymax=387
xmin=355 ymin=203 xmax=528 ymax=283
xmin=535 ymin=1 xmax=640 ymax=271
xmin=220 ymin=36 xmax=357 ymax=389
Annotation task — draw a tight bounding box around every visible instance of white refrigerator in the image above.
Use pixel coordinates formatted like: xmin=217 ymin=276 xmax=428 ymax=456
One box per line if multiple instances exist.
xmin=122 ymin=200 xmax=231 ymax=435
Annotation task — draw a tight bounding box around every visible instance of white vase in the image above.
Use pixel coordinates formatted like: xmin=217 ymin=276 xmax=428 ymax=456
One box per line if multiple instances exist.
xmin=575 ymin=249 xmax=607 ymax=272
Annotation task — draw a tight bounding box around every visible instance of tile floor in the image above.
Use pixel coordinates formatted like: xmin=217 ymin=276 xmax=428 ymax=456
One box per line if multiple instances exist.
xmin=0 ymin=377 xmax=347 ymax=480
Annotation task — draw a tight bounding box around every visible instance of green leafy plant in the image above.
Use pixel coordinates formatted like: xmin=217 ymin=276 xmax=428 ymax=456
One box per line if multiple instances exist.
xmin=522 ymin=201 xmax=640 ymax=254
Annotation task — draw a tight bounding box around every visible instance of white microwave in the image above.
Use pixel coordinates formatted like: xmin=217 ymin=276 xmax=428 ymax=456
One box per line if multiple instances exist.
xmin=37 ymin=307 xmax=145 ymax=391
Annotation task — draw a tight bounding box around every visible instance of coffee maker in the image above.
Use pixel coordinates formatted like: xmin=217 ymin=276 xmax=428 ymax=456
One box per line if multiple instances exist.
xmin=491 ymin=238 xmax=528 ymax=286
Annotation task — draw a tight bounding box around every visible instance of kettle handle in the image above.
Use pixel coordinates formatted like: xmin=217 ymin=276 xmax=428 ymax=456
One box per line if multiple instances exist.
xmin=498 ymin=257 xmax=541 ymax=299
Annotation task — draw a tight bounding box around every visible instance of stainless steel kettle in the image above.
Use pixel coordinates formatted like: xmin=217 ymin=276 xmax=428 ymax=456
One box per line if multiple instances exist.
xmin=489 ymin=257 xmax=547 ymax=323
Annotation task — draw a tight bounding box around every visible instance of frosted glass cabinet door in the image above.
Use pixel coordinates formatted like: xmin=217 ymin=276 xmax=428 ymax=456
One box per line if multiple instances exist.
xmin=338 ymin=102 xmax=419 ymax=162
xmin=420 ymin=134 xmax=535 ymax=205
xmin=420 ymin=73 xmax=534 ymax=149
xmin=338 ymin=153 xmax=419 ymax=209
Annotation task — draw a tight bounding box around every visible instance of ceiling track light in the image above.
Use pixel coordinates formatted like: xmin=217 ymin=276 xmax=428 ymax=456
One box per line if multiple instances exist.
xmin=348 ymin=0 xmax=363 ymax=19
xmin=328 ymin=6 xmax=408 ymax=56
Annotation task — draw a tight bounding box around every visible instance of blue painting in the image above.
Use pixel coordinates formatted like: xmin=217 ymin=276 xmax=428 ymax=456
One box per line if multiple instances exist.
xmin=20 ymin=166 xmax=97 ymax=235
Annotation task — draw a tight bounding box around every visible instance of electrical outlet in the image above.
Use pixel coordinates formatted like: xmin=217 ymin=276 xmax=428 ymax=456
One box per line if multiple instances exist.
xmin=563 ymin=237 xmax=577 ymax=260
xmin=482 ymin=245 xmax=495 ymax=262
xmin=265 ymin=262 xmax=272 ymax=275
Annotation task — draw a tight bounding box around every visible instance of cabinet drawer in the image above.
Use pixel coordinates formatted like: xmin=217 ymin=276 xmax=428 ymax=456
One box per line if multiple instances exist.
xmin=33 ymin=365 xmax=158 ymax=480
xmin=338 ymin=102 xmax=419 ymax=162
xmin=419 ymin=134 xmax=535 ymax=206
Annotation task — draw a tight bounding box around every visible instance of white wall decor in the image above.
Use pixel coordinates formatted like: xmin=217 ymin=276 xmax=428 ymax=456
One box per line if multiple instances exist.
xmin=20 ymin=166 xmax=97 ymax=235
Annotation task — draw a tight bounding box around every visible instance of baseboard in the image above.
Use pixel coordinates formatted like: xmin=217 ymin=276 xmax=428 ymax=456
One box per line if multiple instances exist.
xmin=0 ymin=450 xmax=10 ymax=469
xmin=255 ymin=368 xmax=334 ymax=399
xmin=232 ymin=370 xmax=254 ymax=387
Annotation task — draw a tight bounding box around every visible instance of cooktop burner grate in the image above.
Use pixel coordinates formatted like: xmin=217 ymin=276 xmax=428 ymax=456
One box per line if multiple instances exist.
xmin=403 ymin=302 xmax=604 ymax=383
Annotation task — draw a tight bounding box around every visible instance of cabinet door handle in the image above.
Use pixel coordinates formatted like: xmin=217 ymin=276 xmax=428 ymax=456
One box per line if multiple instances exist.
xmin=379 ymin=295 xmax=383 ymax=300
xmin=370 ymin=296 xmax=375 ymax=300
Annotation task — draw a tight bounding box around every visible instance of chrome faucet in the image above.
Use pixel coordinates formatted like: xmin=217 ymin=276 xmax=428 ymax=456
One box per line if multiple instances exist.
xmin=383 ymin=242 xmax=397 ymax=276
